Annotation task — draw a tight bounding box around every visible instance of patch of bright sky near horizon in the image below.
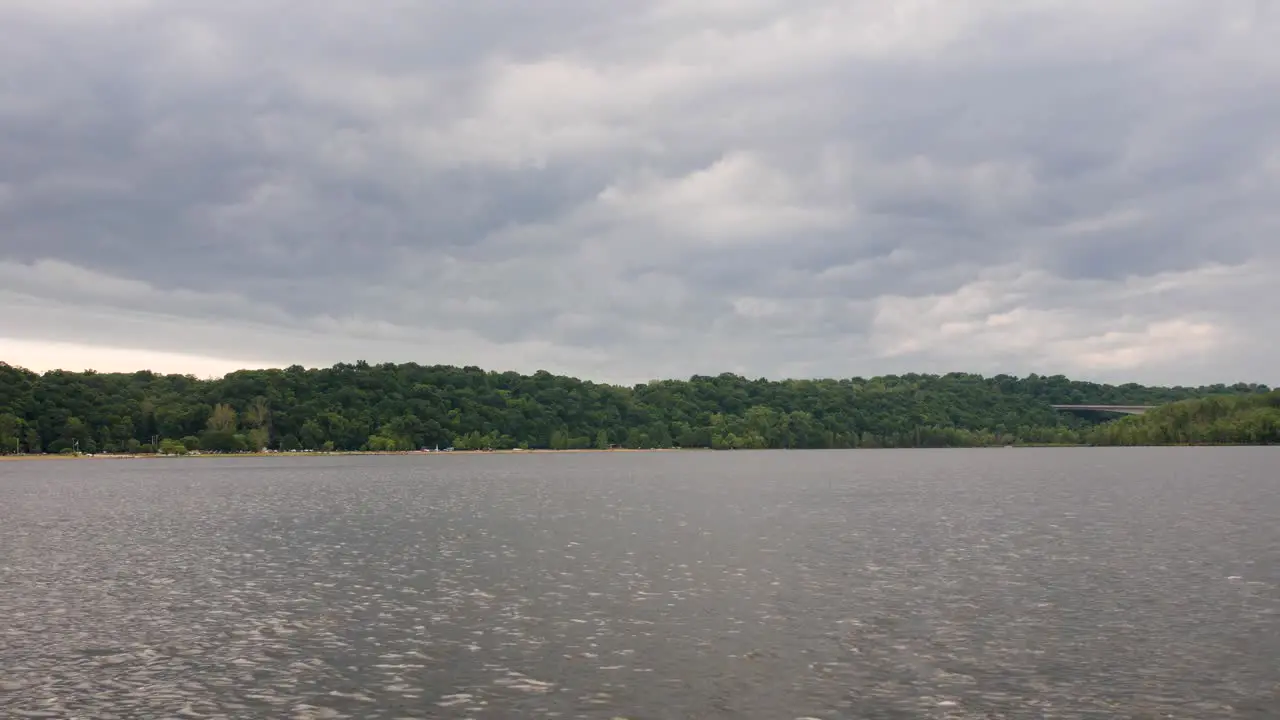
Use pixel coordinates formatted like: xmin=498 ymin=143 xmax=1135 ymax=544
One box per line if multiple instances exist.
xmin=1 ymin=1 xmax=1278 ymax=385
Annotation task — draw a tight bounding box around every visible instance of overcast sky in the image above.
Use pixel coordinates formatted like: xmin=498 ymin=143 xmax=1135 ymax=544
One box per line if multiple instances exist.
xmin=1 ymin=1 xmax=1277 ymax=385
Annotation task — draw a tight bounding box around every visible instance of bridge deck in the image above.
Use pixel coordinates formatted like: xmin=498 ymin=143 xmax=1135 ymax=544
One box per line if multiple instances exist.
xmin=1051 ymin=404 xmax=1156 ymax=415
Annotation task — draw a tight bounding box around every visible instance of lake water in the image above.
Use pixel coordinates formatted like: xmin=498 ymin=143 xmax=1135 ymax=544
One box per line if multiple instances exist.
xmin=1 ymin=449 xmax=1277 ymax=719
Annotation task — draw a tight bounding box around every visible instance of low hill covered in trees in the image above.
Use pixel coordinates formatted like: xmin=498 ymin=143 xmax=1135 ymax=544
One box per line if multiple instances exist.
xmin=0 ymin=361 xmax=1272 ymax=454
xmin=1088 ymin=391 xmax=1280 ymax=446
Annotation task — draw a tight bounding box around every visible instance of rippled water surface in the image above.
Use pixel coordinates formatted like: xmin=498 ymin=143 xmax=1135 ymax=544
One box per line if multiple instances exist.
xmin=2 ymin=448 xmax=1278 ymax=719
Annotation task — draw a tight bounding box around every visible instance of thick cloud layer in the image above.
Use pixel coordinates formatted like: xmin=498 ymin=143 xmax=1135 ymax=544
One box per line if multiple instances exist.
xmin=2 ymin=0 xmax=1278 ymax=384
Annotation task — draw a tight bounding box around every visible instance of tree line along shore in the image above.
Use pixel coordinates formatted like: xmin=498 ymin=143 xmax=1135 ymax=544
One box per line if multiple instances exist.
xmin=1 ymin=361 xmax=1275 ymax=455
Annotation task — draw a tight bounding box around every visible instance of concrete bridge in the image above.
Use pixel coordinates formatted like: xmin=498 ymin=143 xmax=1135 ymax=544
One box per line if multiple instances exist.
xmin=1051 ymin=404 xmax=1156 ymax=416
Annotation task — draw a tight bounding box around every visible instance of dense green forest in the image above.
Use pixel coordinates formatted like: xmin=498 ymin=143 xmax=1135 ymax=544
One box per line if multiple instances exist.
xmin=1088 ymin=392 xmax=1280 ymax=446
xmin=0 ymin=361 xmax=1272 ymax=454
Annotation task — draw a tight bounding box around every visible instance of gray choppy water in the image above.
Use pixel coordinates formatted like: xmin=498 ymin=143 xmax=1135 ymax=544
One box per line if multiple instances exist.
xmin=2 ymin=448 xmax=1278 ymax=719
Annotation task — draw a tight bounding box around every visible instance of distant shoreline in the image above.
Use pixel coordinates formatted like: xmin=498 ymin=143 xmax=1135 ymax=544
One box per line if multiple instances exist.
xmin=0 ymin=447 xmax=696 ymax=461
xmin=5 ymin=362 xmax=1274 ymax=455
xmin=3 ymin=444 xmax=1271 ymax=462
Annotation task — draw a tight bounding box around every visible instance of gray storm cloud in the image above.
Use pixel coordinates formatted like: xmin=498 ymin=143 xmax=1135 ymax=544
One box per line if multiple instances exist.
xmin=1 ymin=0 xmax=1277 ymax=384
